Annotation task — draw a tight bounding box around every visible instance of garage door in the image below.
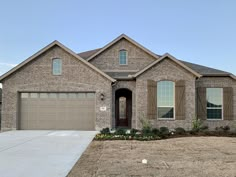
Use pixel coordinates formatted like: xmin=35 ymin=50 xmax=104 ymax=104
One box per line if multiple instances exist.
xmin=20 ymin=92 xmax=95 ymax=130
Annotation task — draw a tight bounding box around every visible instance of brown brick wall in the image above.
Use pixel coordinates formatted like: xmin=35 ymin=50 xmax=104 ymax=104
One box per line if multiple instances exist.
xmin=196 ymin=77 xmax=236 ymax=130
xmin=90 ymin=39 xmax=156 ymax=71
xmin=1 ymin=46 xmax=112 ymax=131
xmin=136 ymin=59 xmax=196 ymax=130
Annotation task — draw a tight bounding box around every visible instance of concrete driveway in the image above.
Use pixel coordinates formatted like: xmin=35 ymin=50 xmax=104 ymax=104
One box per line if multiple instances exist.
xmin=0 ymin=130 xmax=97 ymax=177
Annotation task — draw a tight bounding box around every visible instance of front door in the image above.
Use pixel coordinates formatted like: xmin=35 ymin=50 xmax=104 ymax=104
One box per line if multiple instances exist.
xmin=118 ymin=96 xmax=128 ymax=126
xmin=115 ymin=89 xmax=132 ymax=128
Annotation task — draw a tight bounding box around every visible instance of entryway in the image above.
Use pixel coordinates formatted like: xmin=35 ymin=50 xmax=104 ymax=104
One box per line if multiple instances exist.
xmin=115 ymin=89 xmax=132 ymax=128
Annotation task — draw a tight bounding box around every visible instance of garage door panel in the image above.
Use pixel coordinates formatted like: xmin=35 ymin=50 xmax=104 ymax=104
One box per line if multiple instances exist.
xmin=20 ymin=92 xmax=95 ymax=130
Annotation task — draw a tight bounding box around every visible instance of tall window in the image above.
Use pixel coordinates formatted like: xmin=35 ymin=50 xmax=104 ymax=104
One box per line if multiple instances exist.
xmin=157 ymin=81 xmax=175 ymax=119
xmin=119 ymin=50 xmax=127 ymax=65
xmin=52 ymin=58 xmax=62 ymax=75
xmin=206 ymin=88 xmax=223 ymax=119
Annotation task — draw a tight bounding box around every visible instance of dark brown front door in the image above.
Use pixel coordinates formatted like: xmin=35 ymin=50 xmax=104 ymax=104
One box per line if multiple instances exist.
xmin=115 ymin=89 xmax=132 ymax=128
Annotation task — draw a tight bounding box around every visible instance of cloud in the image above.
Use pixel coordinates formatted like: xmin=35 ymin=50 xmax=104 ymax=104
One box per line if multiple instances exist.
xmin=0 ymin=62 xmax=17 ymax=67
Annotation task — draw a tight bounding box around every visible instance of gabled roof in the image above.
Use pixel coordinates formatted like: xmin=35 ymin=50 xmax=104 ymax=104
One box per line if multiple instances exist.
xmin=0 ymin=41 xmax=116 ymax=82
xmin=179 ymin=60 xmax=236 ymax=80
xmin=78 ymin=48 xmax=102 ymax=60
xmin=87 ymin=34 xmax=161 ymax=61
xmin=179 ymin=60 xmax=230 ymax=75
xmin=132 ymin=53 xmax=202 ymax=78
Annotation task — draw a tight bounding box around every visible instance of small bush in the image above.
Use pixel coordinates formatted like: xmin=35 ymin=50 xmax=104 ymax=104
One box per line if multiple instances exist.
xmin=160 ymin=127 xmax=169 ymax=134
xmin=222 ymin=125 xmax=230 ymax=131
xmin=159 ymin=127 xmax=170 ymax=138
xmin=142 ymin=126 xmax=152 ymax=136
xmin=192 ymin=118 xmax=202 ymax=131
xmin=216 ymin=126 xmax=230 ymax=132
xmin=115 ymin=128 xmax=127 ymax=135
xmin=152 ymin=128 xmax=160 ymax=135
xmin=130 ymin=128 xmax=139 ymax=136
xmin=200 ymin=125 xmax=208 ymax=131
xmin=100 ymin=127 xmax=110 ymax=134
xmin=174 ymin=127 xmax=186 ymax=135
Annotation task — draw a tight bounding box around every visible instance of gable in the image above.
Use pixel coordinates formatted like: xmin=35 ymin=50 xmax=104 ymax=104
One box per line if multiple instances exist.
xmin=89 ymin=38 xmax=158 ymax=71
xmin=133 ymin=53 xmax=201 ymax=78
xmin=0 ymin=41 xmax=115 ymax=83
xmin=1 ymin=45 xmax=115 ymax=91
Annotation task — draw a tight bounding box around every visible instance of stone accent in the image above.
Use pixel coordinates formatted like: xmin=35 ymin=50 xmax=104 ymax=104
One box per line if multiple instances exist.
xmin=1 ymin=46 xmax=112 ymax=131
xmin=90 ymin=39 xmax=157 ymax=71
xmin=136 ymin=59 xmax=196 ymax=130
xmin=112 ymin=81 xmax=136 ymax=128
xmin=196 ymin=77 xmax=236 ymax=130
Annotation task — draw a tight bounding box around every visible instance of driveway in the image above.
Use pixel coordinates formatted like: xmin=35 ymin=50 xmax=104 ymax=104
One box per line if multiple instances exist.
xmin=0 ymin=130 xmax=97 ymax=177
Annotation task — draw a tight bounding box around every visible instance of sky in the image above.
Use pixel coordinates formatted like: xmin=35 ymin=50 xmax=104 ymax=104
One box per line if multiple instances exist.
xmin=0 ymin=0 xmax=236 ymax=81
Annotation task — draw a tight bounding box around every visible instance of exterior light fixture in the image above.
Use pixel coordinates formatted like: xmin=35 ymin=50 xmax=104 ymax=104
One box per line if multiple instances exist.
xmin=100 ymin=93 xmax=105 ymax=101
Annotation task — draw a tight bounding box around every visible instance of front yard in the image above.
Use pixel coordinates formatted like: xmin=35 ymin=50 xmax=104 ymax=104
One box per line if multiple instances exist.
xmin=67 ymin=137 xmax=236 ymax=177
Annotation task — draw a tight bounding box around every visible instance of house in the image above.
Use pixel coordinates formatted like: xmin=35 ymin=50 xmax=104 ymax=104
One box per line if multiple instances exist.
xmin=0 ymin=34 xmax=235 ymax=131
xmin=0 ymin=88 xmax=2 ymax=128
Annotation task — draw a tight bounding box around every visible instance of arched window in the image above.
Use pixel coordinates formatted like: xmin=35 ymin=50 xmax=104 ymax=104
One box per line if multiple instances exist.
xmin=157 ymin=81 xmax=175 ymax=119
xmin=52 ymin=58 xmax=62 ymax=75
xmin=119 ymin=50 xmax=127 ymax=65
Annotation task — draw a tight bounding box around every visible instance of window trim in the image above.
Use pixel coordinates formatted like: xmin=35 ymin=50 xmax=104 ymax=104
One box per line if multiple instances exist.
xmin=206 ymin=87 xmax=223 ymax=120
xmin=157 ymin=80 xmax=175 ymax=120
xmin=119 ymin=49 xmax=128 ymax=65
xmin=52 ymin=58 xmax=62 ymax=75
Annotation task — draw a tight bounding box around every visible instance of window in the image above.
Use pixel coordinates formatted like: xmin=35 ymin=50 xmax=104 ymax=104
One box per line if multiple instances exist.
xmin=119 ymin=50 xmax=127 ymax=65
xmin=157 ymin=81 xmax=175 ymax=119
xmin=21 ymin=93 xmax=28 ymax=98
xmin=206 ymin=88 xmax=223 ymax=119
xmin=39 ymin=93 xmax=48 ymax=98
xmin=52 ymin=58 xmax=62 ymax=75
xmin=119 ymin=97 xmax=126 ymax=119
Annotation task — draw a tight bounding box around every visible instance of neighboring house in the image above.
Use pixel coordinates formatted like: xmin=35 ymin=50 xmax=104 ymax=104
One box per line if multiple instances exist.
xmin=0 ymin=34 xmax=235 ymax=131
xmin=0 ymin=88 xmax=2 ymax=129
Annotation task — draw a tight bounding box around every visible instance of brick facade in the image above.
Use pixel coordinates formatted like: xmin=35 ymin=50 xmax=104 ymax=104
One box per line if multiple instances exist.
xmin=196 ymin=77 xmax=236 ymax=130
xmin=90 ymin=39 xmax=156 ymax=71
xmin=136 ymin=59 xmax=196 ymax=130
xmin=1 ymin=46 xmax=112 ymax=131
xmin=1 ymin=37 xmax=236 ymax=131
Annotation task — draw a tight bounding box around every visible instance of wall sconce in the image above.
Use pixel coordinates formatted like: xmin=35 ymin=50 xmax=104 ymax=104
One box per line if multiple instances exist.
xmin=100 ymin=93 xmax=105 ymax=101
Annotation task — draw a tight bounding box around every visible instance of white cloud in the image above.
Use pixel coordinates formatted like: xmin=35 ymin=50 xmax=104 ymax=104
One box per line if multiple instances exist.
xmin=0 ymin=62 xmax=17 ymax=67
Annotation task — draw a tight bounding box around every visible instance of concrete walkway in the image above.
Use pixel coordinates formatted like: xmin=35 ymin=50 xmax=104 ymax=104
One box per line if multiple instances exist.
xmin=0 ymin=130 xmax=97 ymax=177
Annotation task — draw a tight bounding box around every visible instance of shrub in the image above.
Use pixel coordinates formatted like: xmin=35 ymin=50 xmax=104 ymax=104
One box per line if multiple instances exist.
xmin=174 ymin=127 xmax=186 ymax=135
xmin=200 ymin=125 xmax=208 ymax=131
xmin=160 ymin=127 xmax=169 ymax=134
xmin=100 ymin=127 xmax=110 ymax=134
xmin=216 ymin=126 xmax=230 ymax=132
xmin=159 ymin=127 xmax=170 ymax=138
xmin=142 ymin=126 xmax=152 ymax=136
xmin=130 ymin=128 xmax=139 ymax=136
xmin=115 ymin=128 xmax=127 ymax=135
xmin=222 ymin=125 xmax=230 ymax=131
xmin=192 ymin=117 xmax=202 ymax=131
xmin=152 ymin=128 xmax=160 ymax=135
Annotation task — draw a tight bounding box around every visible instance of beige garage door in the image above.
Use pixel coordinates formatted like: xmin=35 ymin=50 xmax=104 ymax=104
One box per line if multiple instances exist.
xmin=20 ymin=92 xmax=95 ymax=130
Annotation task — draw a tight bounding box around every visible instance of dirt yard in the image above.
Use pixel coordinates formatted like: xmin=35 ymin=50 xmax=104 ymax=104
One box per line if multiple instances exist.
xmin=67 ymin=137 xmax=236 ymax=177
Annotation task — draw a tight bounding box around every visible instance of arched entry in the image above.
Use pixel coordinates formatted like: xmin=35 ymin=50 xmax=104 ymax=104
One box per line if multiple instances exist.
xmin=115 ymin=89 xmax=132 ymax=128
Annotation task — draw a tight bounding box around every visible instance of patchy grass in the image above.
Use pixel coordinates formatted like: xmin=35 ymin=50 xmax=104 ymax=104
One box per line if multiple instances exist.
xmin=67 ymin=137 xmax=236 ymax=177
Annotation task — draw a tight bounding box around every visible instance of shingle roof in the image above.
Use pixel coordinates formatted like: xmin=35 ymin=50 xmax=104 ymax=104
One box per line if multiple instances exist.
xmin=78 ymin=48 xmax=232 ymax=77
xmin=179 ymin=60 xmax=231 ymax=75
xmin=78 ymin=48 xmax=102 ymax=60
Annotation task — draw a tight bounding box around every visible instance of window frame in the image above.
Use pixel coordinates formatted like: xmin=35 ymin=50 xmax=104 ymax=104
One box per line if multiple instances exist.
xmin=157 ymin=80 xmax=175 ymax=120
xmin=206 ymin=88 xmax=223 ymax=120
xmin=119 ymin=49 xmax=128 ymax=65
xmin=52 ymin=58 xmax=62 ymax=75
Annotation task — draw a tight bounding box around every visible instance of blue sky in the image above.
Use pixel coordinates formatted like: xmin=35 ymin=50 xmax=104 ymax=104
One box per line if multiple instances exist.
xmin=0 ymin=0 xmax=236 ymax=78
